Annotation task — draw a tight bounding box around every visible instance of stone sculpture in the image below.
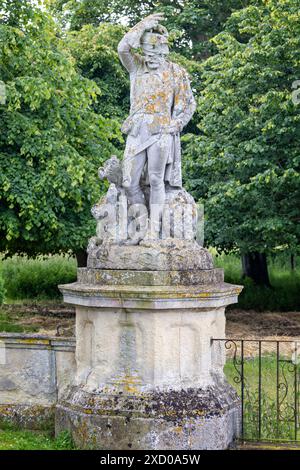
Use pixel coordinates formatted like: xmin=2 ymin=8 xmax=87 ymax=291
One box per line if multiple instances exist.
xmin=57 ymin=14 xmax=243 ymax=450
xmin=118 ymin=13 xmax=196 ymax=206
xmin=88 ymin=13 xmax=206 ymax=265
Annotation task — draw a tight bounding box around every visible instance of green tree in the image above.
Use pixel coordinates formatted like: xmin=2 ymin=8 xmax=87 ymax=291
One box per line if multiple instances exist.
xmin=0 ymin=1 xmax=121 ymax=262
xmin=65 ymin=23 xmax=130 ymax=121
xmin=184 ymin=0 xmax=300 ymax=285
xmin=51 ymin=0 xmax=251 ymax=59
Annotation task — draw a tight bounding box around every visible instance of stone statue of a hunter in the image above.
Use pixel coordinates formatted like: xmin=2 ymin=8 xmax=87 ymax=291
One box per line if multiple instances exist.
xmin=118 ymin=13 xmax=196 ymax=213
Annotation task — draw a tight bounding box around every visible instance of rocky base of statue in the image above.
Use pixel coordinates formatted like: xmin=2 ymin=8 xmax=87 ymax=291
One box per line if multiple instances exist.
xmin=56 ymin=379 xmax=240 ymax=450
xmin=87 ymin=238 xmax=213 ymax=271
xmin=77 ymin=265 xmax=224 ymax=286
xmin=88 ymin=156 xmax=205 ymax=269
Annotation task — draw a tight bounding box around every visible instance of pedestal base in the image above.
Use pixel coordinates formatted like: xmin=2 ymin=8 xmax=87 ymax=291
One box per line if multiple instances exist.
xmin=58 ymin=265 xmax=242 ymax=449
xmin=56 ymin=379 xmax=240 ymax=450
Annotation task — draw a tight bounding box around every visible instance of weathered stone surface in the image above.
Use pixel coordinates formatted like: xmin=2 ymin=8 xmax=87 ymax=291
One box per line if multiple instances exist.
xmin=72 ymin=306 xmax=227 ymax=392
xmin=0 ymin=347 xmax=57 ymax=405
xmin=0 ymin=333 xmax=75 ymax=429
xmin=0 ymin=378 xmax=17 ymax=391
xmin=0 ymin=404 xmax=55 ymax=431
xmin=89 ymin=184 xmax=200 ymax=247
xmin=58 ymin=263 xmax=243 ymax=449
xmin=77 ymin=267 xmax=224 ymax=286
xmin=56 ymin=379 xmax=241 ymax=450
xmin=87 ymin=239 xmax=213 ymax=271
xmin=89 ymin=11 xmax=199 ymax=249
xmin=59 ymin=280 xmax=242 ymax=310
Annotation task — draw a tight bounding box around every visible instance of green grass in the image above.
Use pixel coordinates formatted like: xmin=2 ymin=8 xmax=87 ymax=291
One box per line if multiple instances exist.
xmin=1 ymin=255 xmax=77 ymax=300
xmin=0 ymin=429 xmax=75 ymax=450
xmin=225 ymin=355 xmax=300 ymax=441
xmin=214 ymin=252 xmax=300 ymax=311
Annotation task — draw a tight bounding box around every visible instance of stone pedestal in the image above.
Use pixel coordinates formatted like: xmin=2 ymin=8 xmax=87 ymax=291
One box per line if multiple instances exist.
xmin=56 ymin=258 xmax=242 ymax=450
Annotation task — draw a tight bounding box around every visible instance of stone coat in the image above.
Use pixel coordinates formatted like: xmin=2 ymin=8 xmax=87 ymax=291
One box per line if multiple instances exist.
xmin=118 ymin=27 xmax=196 ymax=187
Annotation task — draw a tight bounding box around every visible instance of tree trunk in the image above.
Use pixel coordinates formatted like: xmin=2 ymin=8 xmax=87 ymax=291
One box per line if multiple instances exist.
xmin=291 ymin=254 xmax=295 ymax=271
xmin=241 ymin=252 xmax=271 ymax=287
xmin=75 ymin=249 xmax=87 ymax=268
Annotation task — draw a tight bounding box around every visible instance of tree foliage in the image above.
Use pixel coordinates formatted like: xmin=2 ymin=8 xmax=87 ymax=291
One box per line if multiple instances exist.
xmin=184 ymin=0 xmax=300 ymax=256
xmin=65 ymin=23 xmax=129 ymax=121
xmin=0 ymin=1 xmax=121 ymax=257
xmin=51 ymin=0 xmax=252 ymax=59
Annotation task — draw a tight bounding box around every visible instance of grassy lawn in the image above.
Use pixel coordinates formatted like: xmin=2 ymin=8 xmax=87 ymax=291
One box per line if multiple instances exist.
xmin=225 ymin=354 xmax=300 ymax=442
xmin=0 ymin=429 xmax=74 ymax=450
xmin=1 ymin=255 xmax=77 ymax=301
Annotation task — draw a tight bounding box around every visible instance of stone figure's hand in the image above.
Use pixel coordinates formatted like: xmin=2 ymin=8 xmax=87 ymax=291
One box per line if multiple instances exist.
xmin=166 ymin=120 xmax=182 ymax=135
xmin=141 ymin=13 xmax=165 ymax=31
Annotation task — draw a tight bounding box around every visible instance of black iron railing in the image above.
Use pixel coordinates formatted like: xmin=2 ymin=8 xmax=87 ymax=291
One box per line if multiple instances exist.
xmin=212 ymin=338 xmax=300 ymax=442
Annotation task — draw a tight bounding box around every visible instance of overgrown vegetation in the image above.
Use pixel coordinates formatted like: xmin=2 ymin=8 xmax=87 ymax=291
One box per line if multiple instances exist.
xmin=214 ymin=253 xmax=300 ymax=311
xmin=1 ymin=255 xmax=76 ymax=300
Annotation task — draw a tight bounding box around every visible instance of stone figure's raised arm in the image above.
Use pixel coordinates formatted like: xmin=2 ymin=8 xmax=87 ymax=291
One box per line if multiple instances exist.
xmin=117 ymin=13 xmax=165 ymax=73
